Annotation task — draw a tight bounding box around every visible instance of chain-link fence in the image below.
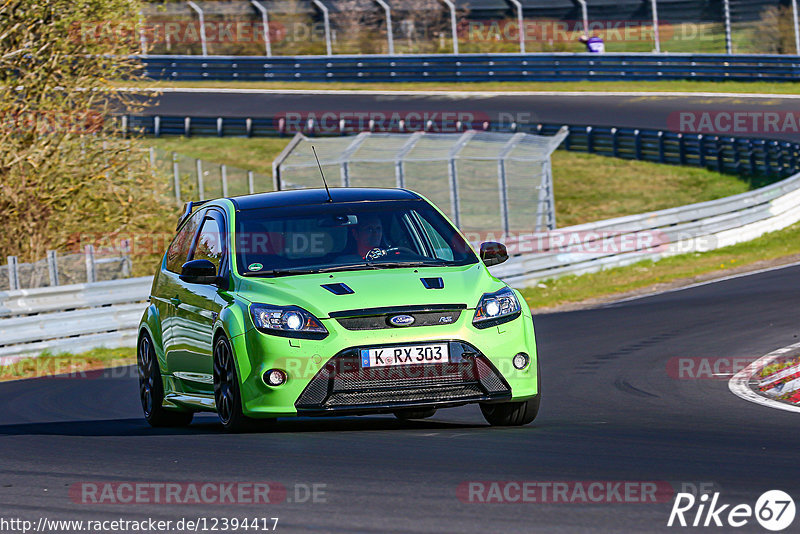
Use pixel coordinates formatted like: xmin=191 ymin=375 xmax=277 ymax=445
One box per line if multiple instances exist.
xmin=2 ymin=249 xmax=132 ymax=291
xmin=132 ymin=0 xmax=800 ymax=56
xmin=273 ymin=129 xmax=568 ymax=236
xmin=148 ymin=147 xmax=272 ymax=202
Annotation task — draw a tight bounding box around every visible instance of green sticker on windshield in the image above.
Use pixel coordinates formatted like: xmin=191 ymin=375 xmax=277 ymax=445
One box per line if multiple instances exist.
xmin=248 ymin=263 xmax=263 ymax=271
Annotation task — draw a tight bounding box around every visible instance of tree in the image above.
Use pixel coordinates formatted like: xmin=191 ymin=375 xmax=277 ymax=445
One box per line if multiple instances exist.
xmin=330 ymin=0 xmax=385 ymax=54
xmin=0 ymin=0 xmax=173 ymax=269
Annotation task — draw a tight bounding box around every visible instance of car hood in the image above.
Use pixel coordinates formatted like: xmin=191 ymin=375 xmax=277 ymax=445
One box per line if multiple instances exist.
xmin=235 ymin=263 xmax=502 ymax=318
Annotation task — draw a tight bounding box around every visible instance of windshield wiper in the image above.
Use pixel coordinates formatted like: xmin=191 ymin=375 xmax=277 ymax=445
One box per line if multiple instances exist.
xmin=242 ymin=264 xmax=380 ymax=277
xmin=367 ymin=260 xmax=448 ymax=268
xmin=242 ymin=261 xmax=448 ymax=277
xmin=242 ymin=268 xmax=322 ymax=277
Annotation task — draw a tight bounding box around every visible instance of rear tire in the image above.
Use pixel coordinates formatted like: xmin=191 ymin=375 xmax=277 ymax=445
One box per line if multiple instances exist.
xmin=138 ymin=332 xmax=194 ymax=428
xmin=213 ymin=335 xmax=273 ymax=433
xmin=393 ymin=408 xmax=437 ymax=420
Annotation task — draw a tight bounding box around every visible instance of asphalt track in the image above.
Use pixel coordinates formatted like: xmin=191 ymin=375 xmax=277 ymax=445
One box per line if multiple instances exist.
xmin=2 ymin=263 xmax=800 ymax=533
xmin=145 ymin=90 xmax=800 ymax=142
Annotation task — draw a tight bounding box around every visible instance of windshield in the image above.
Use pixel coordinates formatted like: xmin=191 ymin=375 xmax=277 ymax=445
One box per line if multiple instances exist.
xmin=234 ymin=199 xmax=478 ymax=276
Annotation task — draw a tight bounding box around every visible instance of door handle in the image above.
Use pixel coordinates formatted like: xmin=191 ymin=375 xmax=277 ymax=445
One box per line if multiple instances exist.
xmin=170 ymin=296 xmax=182 ymax=307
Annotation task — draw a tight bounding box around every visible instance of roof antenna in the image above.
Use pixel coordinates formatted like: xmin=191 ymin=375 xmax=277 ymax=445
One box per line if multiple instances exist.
xmin=311 ymin=145 xmax=333 ymax=203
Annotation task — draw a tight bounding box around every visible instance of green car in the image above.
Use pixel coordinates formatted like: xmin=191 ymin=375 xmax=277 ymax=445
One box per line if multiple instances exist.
xmin=137 ymin=188 xmax=540 ymax=432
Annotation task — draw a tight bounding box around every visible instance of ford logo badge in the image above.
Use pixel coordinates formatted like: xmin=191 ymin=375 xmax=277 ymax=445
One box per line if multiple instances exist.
xmin=389 ymin=314 xmax=415 ymax=327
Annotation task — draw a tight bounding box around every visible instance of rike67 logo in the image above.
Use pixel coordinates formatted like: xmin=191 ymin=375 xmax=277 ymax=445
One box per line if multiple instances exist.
xmin=668 ymin=490 xmax=795 ymax=531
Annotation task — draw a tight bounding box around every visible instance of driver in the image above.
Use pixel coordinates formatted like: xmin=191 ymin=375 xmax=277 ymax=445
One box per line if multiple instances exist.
xmin=353 ymin=213 xmax=384 ymax=259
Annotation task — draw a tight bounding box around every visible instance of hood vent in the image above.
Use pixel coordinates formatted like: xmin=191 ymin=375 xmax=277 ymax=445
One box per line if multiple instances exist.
xmin=420 ymin=277 xmax=444 ymax=289
xmin=321 ymin=283 xmax=354 ymax=295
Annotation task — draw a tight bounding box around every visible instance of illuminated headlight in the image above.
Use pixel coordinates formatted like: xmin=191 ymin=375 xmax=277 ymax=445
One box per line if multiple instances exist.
xmin=473 ymin=287 xmax=521 ymax=329
xmin=251 ymin=304 xmax=328 ymax=339
xmin=283 ymin=311 xmax=304 ymax=331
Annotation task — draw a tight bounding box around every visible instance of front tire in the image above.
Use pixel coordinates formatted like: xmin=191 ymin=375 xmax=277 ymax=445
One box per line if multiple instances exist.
xmin=213 ymin=335 xmax=272 ymax=433
xmin=480 ymin=396 xmax=539 ymax=426
xmin=138 ymin=332 xmax=193 ymax=427
xmin=480 ymin=358 xmax=541 ymax=427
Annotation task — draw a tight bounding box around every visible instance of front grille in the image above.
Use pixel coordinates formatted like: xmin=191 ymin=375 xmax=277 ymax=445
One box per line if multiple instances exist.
xmin=295 ymin=341 xmax=511 ymax=414
xmin=326 ymin=384 xmax=485 ymax=406
xmin=336 ymin=311 xmax=462 ymax=330
xmin=333 ymin=361 xmax=471 ymax=391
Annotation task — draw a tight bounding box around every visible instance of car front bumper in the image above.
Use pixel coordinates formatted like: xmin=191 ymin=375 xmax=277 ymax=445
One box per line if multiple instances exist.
xmin=230 ymin=304 xmax=538 ymax=418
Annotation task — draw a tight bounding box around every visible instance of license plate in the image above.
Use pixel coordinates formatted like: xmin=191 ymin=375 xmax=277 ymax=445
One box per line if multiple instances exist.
xmin=360 ymin=343 xmax=449 ymax=368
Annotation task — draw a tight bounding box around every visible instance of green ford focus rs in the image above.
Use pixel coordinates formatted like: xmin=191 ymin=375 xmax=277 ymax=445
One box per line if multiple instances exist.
xmin=137 ymin=188 xmax=540 ymax=432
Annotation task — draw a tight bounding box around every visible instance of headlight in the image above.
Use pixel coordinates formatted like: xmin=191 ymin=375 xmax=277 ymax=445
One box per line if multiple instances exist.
xmin=472 ymin=287 xmax=521 ymax=329
xmin=250 ymin=304 xmax=328 ymax=339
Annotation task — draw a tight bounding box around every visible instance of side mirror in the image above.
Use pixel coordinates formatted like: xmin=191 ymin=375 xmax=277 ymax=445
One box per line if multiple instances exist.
xmin=180 ymin=259 xmax=218 ymax=284
xmin=480 ymin=242 xmax=509 ymax=267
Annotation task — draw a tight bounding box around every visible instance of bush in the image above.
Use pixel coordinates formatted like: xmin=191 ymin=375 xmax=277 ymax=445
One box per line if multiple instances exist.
xmin=754 ymin=6 xmax=798 ymax=55
xmin=0 ymin=0 xmax=177 ymax=274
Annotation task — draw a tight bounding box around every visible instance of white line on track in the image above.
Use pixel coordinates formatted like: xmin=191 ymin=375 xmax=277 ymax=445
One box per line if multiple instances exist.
xmin=123 ymin=87 xmax=800 ymax=100
xmin=729 ymin=341 xmax=800 ymax=414
xmin=603 ymin=260 xmax=800 ymax=307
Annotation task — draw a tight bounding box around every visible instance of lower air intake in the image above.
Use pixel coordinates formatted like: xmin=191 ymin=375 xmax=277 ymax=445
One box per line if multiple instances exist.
xmin=295 ymin=341 xmax=511 ymax=415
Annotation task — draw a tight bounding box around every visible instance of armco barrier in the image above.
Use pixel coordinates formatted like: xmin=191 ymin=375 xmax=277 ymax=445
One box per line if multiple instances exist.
xmin=0 ymin=277 xmax=152 ymax=361
xmin=126 ymin=115 xmax=800 ymax=180
xmin=4 ymin=168 xmax=800 ymax=358
xmin=140 ymin=53 xmax=800 ymax=83
xmin=490 ymin=170 xmax=800 ymax=285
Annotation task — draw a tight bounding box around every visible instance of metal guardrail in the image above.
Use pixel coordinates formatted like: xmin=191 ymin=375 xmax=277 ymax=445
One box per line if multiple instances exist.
xmin=2 ymin=247 xmax=132 ymax=291
xmin=0 ymin=277 xmax=151 ymax=360
xmin=490 ymin=170 xmax=800 ymax=285
xmin=140 ymin=53 xmax=800 ymax=82
xmin=0 ymin=277 xmax=152 ymax=318
xmin=127 ymin=115 xmax=800 ymax=180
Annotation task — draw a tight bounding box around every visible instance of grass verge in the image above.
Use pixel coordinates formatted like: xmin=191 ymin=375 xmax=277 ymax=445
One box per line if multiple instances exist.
xmin=520 ymin=222 xmax=800 ymax=311
xmin=125 ymin=79 xmax=800 ymax=95
xmin=549 ymin=152 xmax=750 ymax=227
xmin=144 ymin=137 xmax=289 ymax=176
xmin=0 ymin=347 xmax=136 ymax=382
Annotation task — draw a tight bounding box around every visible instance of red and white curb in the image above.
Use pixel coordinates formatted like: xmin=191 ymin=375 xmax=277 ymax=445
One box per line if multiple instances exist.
xmin=729 ymin=341 xmax=800 ymax=414
xmin=758 ymin=364 xmax=800 ymax=399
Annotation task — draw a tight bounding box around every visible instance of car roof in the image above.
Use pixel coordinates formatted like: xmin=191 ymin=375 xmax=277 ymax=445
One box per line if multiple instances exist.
xmin=229 ymin=188 xmax=421 ymax=211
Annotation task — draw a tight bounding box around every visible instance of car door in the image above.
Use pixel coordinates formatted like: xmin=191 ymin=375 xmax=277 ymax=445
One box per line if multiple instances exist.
xmin=169 ymin=209 xmax=227 ymax=394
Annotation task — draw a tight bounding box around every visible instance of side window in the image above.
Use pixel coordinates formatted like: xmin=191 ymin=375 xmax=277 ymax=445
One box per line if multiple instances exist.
xmin=416 ymin=214 xmax=455 ymax=261
xmin=165 ymin=211 xmax=203 ymax=273
xmin=386 ymin=213 xmax=416 ymax=251
xmin=192 ymin=216 xmax=224 ymax=271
